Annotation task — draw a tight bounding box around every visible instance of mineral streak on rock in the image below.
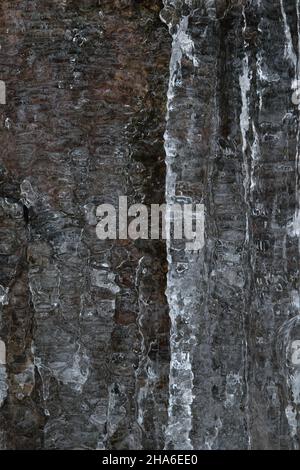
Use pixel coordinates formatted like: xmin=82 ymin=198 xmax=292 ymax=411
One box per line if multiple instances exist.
xmin=1 ymin=0 xmax=300 ymax=450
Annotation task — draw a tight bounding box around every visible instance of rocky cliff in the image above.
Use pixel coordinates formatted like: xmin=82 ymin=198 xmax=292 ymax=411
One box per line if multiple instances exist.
xmin=0 ymin=0 xmax=300 ymax=450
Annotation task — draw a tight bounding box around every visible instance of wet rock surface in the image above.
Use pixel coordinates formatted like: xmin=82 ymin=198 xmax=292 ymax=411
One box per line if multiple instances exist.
xmin=0 ymin=0 xmax=170 ymax=450
xmin=0 ymin=0 xmax=300 ymax=450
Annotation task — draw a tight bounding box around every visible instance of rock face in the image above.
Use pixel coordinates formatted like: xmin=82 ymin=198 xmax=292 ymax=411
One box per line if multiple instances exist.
xmin=1 ymin=0 xmax=300 ymax=450
xmin=0 ymin=0 xmax=170 ymax=450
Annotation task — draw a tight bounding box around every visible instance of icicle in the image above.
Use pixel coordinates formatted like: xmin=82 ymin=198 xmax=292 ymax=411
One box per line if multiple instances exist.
xmin=161 ymin=0 xmax=201 ymax=450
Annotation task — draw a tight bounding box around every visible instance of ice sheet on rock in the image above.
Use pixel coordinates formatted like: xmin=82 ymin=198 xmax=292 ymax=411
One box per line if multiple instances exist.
xmin=49 ymin=346 xmax=90 ymax=393
xmin=161 ymin=0 xmax=204 ymax=450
